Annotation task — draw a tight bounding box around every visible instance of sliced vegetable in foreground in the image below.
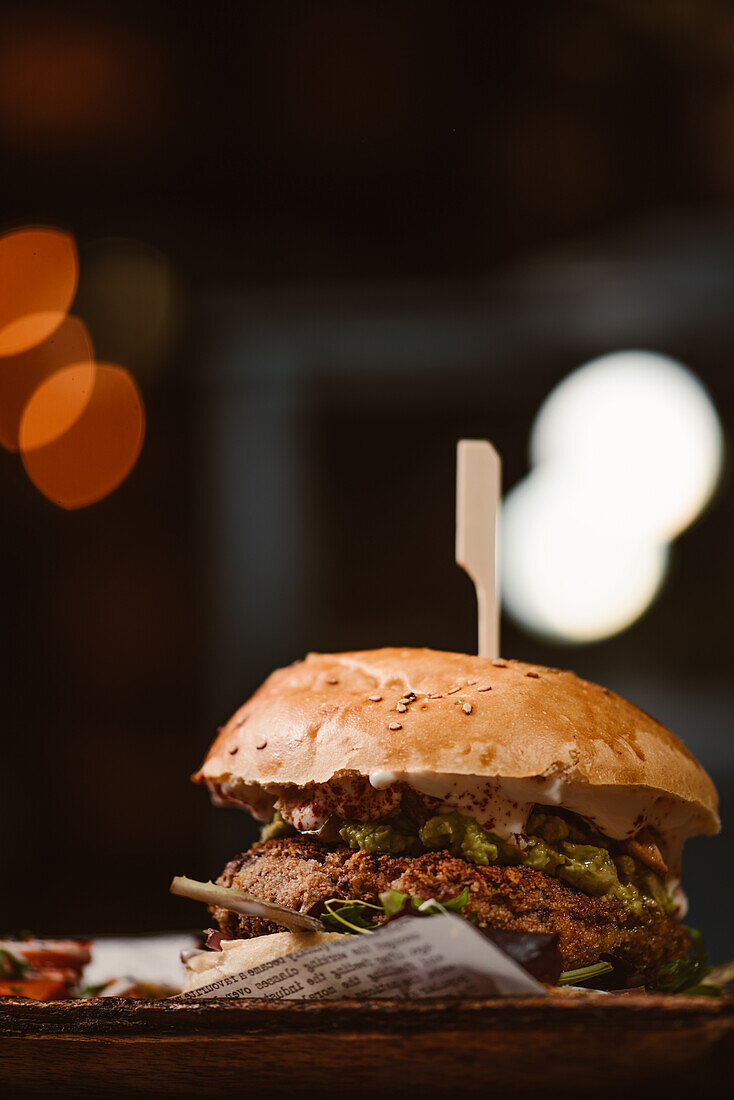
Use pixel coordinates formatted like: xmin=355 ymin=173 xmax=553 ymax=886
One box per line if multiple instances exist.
xmin=558 ymin=962 xmax=614 ymax=986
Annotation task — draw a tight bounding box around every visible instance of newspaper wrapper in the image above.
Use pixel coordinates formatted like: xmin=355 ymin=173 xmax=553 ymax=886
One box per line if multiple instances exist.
xmin=176 ymin=914 xmax=545 ymax=1001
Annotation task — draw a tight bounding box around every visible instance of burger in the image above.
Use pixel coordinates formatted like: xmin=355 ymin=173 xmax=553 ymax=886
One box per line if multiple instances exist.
xmin=176 ymin=648 xmax=720 ymax=991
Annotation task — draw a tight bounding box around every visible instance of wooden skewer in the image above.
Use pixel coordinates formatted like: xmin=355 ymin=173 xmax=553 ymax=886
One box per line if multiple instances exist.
xmin=455 ymin=439 xmax=501 ymax=659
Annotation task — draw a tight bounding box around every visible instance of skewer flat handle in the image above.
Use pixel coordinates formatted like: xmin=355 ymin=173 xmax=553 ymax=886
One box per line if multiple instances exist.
xmin=456 ymin=439 xmax=501 ymax=659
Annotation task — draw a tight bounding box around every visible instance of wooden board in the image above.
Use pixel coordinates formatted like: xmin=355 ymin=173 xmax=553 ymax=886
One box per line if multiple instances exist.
xmin=1 ymin=993 xmax=732 ymax=1098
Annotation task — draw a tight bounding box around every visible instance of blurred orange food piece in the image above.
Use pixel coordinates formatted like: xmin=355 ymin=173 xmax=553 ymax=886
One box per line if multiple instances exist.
xmin=0 ymin=938 xmax=91 ymax=1000
xmin=0 ymin=975 xmax=71 ymax=1000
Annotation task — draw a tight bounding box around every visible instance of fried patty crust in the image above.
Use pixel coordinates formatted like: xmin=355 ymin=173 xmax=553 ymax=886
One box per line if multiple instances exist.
xmin=213 ymin=836 xmax=691 ymax=974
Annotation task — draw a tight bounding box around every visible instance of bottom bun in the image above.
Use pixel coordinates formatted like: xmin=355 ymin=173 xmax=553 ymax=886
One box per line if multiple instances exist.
xmin=183 ymin=931 xmax=343 ymax=993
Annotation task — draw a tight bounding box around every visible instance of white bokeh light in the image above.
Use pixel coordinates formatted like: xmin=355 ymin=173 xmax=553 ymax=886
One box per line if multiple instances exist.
xmin=530 ymin=350 xmax=723 ymax=540
xmin=501 ymin=469 xmax=669 ymax=643
xmin=502 ymin=350 xmax=723 ymax=643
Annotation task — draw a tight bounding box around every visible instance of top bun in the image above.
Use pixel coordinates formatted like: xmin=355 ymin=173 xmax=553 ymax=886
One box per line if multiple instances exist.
xmin=194 ymin=648 xmax=719 ymax=836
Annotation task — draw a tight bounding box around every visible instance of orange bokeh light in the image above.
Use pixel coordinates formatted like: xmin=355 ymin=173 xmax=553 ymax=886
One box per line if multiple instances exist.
xmin=0 ymin=227 xmax=78 ymax=356
xmin=0 ymin=314 xmax=94 ymax=451
xmin=20 ymin=364 xmax=145 ymax=509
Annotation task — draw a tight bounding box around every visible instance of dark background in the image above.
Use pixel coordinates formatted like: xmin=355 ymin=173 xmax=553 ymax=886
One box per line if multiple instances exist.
xmin=1 ymin=1 xmax=732 ymax=959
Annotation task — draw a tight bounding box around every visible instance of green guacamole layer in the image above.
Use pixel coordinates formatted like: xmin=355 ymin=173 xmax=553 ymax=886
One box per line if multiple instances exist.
xmin=260 ymin=810 xmax=294 ymax=841
xmin=339 ymin=809 xmax=674 ymax=914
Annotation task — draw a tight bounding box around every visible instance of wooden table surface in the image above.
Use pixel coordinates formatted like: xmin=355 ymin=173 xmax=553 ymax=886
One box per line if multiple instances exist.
xmin=1 ymin=993 xmax=732 ymax=1098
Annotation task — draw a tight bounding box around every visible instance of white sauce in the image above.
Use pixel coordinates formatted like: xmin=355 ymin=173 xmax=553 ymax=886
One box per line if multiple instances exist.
xmin=369 ymin=769 xmax=702 ymax=844
xmin=658 ymin=826 xmax=689 ymax=917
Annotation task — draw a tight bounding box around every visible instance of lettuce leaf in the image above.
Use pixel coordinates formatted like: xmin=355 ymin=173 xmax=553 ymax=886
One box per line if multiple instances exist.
xmin=319 ymin=888 xmax=471 ymax=933
xmin=652 ymin=927 xmax=721 ymax=995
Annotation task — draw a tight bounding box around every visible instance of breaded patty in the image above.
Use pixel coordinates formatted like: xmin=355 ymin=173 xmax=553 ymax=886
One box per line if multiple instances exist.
xmin=213 ymin=836 xmax=691 ymax=974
